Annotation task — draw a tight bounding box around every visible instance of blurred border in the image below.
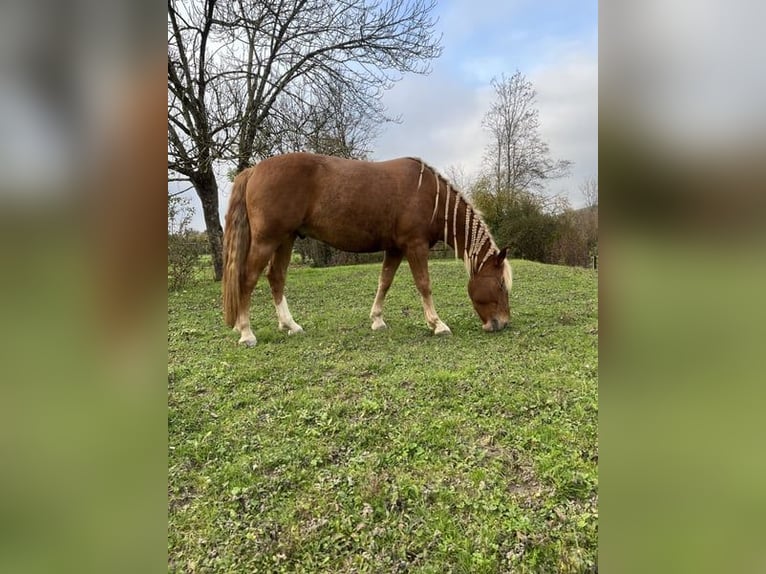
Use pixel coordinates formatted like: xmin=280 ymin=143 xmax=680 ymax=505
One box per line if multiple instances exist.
xmin=3 ymin=0 xmax=765 ymax=572
xmin=601 ymin=1 xmax=766 ymax=572
xmin=0 ymin=1 xmax=166 ymax=573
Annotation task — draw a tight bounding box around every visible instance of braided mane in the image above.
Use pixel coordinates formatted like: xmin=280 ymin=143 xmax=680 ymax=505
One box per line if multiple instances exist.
xmin=408 ymin=157 xmax=511 ymax=289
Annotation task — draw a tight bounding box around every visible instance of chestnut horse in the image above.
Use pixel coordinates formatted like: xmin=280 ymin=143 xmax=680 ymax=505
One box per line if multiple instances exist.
xmin=222 ymin=152 xmax=512 ymax=346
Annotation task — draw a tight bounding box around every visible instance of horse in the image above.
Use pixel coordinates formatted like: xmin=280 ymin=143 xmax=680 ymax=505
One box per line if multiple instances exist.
xmin=222 ymin=152 xmax=512 ymax=346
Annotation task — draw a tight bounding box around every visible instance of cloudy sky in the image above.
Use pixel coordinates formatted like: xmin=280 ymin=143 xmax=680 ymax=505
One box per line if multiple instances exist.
xmin=179 ymin=0 xmax=597 ymax=230
xmin=372 ymin=0 xmax=598 ymax=202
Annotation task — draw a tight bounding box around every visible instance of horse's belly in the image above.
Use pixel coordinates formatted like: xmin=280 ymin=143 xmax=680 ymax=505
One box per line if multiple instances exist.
xmin=299 ymin=218 xmax=389 ymax=253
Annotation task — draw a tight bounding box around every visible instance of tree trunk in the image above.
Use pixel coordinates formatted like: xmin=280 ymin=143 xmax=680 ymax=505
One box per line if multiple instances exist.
xmin=193 ymin=170 xmax=224 ymax=281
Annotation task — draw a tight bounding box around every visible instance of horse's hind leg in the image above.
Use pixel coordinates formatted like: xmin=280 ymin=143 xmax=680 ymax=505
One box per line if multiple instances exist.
xmin=370 ymin=249 xmax=403 ymax=330
xmin=235 ymin=240 xmax=277 ymax=346
xmin=406 ymin=245 xmax=452 ymax=335
xmin=267 ymin=236 xmax=304 ymax=335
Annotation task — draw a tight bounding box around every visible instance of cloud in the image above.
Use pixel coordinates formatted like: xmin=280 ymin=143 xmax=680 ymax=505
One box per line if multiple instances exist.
xmin=531 ymin=46 xmax=598 ymax=206
xmin=371 ymin=67 xmax=493 ymax=178
xmin=374 ymin=35 xmax=597 ymax=207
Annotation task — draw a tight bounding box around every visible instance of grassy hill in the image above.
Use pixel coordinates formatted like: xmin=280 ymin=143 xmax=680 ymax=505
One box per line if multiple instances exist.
xmin=168 ymin=259 xmax=598 ymax=573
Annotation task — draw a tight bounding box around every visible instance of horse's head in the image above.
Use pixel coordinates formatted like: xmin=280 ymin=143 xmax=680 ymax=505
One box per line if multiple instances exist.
xmin=467 ymin=248 xmax=512 ymax=332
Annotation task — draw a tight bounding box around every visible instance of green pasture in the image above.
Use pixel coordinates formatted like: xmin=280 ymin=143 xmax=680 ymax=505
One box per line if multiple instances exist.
xmin=168 ymin=259 xmax=598 ymax=573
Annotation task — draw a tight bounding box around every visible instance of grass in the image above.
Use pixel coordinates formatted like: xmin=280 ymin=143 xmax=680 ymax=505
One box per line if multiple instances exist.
xmin=168 ymin=259 xmax=598 ymax=573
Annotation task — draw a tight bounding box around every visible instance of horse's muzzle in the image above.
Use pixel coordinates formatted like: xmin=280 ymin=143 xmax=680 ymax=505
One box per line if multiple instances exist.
xmin=483 ymin=318 xmax=508 ymax=332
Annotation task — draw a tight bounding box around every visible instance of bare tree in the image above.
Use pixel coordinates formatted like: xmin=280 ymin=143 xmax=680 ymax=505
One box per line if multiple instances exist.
xmin=168 ymin=0 xmax=442 ymax=279
xmin=472 ymin=72 xmax=572 ymax=262
xmin=443 ymin=164 xmax=474 ymax=194
xmin=482 ymin=71 xmax=571 ymax=197
xmin=580 ymin=175 xmax=598 ymax=208
xmin=264 ymin=76 xmax=379 ymax=159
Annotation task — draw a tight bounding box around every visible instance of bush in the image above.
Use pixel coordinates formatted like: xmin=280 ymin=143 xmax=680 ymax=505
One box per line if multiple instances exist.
xmin=472 ymin=183 xmax=558 ymax=262
xmin=550 ymin=206 xmax=597 ymax=267
xmin=472 ymin=179 xmax=597 ymax=268
xmin=168 ymin=196 xmax=206 ymax=290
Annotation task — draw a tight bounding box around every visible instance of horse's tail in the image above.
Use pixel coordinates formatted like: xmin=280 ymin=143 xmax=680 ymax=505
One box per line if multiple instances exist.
xmin=222 ymin=167 xmax=253 ymax=327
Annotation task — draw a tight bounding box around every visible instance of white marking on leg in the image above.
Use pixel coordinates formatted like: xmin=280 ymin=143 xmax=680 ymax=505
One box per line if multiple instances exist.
xmin=371 ymin=254 xmax=402 ymax=331
xmin=370 ymin=303 xmax=387 ymax=330
xmin=433 ymin=321 xmax=452 ymax=336
xmin=370 ymin=288 xmax=388 ymax=330
xmin=235 ymin=309 xmax=257 ymax=346
xmin=275 ymin=296 xmax=304 ymax=335
xmin=420 ymin=294 xmax=452 ymax=336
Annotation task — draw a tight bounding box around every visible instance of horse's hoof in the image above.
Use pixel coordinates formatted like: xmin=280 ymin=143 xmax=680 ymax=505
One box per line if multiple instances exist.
xmin=238 ymin=337 xmax=257 ymax=347
xmin=371 ymin=320 xmax=388 ymax=331
xmin=434 ymin=325 xmax=452 ymax=336
xmin=287 ymin=325 xmax=304 ymax=335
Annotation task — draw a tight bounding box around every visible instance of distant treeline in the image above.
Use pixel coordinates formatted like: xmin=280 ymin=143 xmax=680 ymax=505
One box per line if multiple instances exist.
xmin=176 ymin=205 xmax=597 ymax=270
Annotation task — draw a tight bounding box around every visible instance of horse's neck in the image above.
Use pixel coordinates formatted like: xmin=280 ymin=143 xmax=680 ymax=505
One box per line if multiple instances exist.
xmin=460 ymin=204 xmax=494 ymax=274
xmin=432 ymin=181 xmax=493 ymax=275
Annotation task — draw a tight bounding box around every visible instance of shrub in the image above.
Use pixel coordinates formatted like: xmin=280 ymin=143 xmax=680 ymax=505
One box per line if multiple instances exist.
xmin=168 ymin=196 xmax=204 ymax=290
xmin=472 ymin=179 xmax=597 ymax=268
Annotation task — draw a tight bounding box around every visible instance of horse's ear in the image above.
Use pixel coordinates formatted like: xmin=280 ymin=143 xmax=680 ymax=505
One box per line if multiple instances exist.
xmin=495 ymin=247 xmax=508 ymax=266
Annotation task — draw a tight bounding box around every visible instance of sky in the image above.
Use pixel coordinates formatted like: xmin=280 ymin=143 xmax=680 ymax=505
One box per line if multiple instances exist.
xmin=177 ymin=0 xmax=598 ymax=230
xmin=371 ymin=0 xmax=598 ymax=201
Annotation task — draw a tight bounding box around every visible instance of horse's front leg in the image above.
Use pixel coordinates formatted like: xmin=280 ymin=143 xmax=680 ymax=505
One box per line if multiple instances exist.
xmin=405 ymin=246 xmax=452 ymax=336
xmin=370 ymin=249 xmax=403 ymax=330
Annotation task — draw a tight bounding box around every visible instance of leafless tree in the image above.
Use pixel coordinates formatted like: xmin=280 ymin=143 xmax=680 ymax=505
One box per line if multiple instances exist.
xmin=443 ymin=164 xmax=474 ymax=194
xmin=580 ymin=175 xmax=598 ymax=208
xmin=168 ymin=0 xmax=442 ymax=279
xmin=263 ymin=77 xmax=378 ymax=159
xmin=481 ymin=71 xmax=571 ymax=197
